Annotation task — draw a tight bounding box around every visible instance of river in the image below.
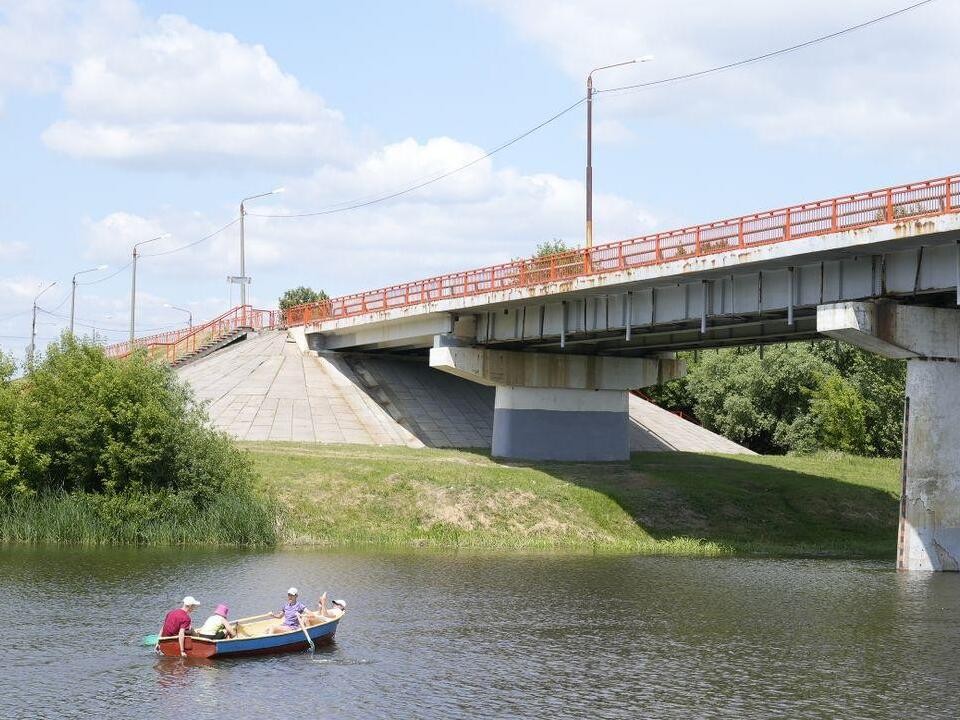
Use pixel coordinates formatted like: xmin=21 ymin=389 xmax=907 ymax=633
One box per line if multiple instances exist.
xmin=1 ymin=546 xmax=957 ymax=719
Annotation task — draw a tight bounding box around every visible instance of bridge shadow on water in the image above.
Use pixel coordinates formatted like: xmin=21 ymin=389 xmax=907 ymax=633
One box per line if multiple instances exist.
xmin=522 ymin=452 xmax=900 ymax=559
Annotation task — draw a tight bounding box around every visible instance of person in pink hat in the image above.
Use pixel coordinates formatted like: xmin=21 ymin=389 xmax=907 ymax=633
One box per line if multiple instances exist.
xmin=197 ymin=603 xmax=236 ymax=640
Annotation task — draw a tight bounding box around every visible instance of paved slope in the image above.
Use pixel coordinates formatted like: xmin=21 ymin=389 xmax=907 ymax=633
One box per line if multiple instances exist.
xmin=176 ymin=330 xmax=420 ymax=446
xmin=177 ymin=329 xmax=753 ymax=454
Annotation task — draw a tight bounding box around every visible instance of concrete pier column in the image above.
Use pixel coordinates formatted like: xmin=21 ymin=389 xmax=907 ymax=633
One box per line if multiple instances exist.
xmin=493 ymin=387 xmax=628 ymax=461
xmin=900 ymin=360 xmax=960 ymax=571
xmin=818 ymin=301 xmax=960 ymax=570
xmin=429 ymin=344 xmax=683 ymax=461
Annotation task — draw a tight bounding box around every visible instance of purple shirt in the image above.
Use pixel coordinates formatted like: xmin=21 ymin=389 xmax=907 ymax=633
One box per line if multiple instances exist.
xmin=280 ymin=600 xmax=307 ymax=627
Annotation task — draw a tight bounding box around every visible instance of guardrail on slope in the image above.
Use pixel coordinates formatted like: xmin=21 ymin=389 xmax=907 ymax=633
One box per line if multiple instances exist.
xmin=285 ymin=173 xmax=960 ymax=327
xmin=105 ymin=305 xmax=277 ymax=364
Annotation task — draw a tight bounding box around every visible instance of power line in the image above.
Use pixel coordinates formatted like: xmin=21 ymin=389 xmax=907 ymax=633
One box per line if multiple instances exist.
xmin=242 ymin=1 xmax=932 ymax=220
xmin=246 ymin=97 xmax=587 ymax=219
xmin=37 ymin=308 xmax=184 ymax=334
xmin=598 ymin=0 xmax=937 ymax=96
xmin=77 ymin=261 xmax=133 ymax=286
xmin=141 ymin=217 xmax=240 ymax=257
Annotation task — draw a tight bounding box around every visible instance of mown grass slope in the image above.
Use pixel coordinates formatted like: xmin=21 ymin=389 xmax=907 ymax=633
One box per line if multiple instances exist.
xmin=245 ymin=443 xmax=900 ymax=558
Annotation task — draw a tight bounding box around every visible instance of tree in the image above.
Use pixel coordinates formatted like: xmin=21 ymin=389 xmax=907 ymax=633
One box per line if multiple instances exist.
xmin=9 ymin=335 xmax=254 ymax=501
xmin=646 ymin=342 xmax=906 ymax=457
xmin=535 ymin=238 xmax=573 ymax=257
xmin=279 ymin=286 xmax=329 ymax=311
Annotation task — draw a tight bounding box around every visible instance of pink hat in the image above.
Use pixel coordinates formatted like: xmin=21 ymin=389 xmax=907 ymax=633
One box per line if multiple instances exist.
xmin=215 ymin=603 xmax=229 ymax=617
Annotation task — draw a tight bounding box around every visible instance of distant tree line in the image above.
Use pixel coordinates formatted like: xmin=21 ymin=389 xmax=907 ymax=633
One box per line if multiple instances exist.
xmin=647 ymin=342 xmax=905 ymax=457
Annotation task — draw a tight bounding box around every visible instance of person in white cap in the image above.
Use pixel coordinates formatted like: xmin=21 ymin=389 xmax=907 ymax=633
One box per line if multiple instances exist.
xmin=304 ymin=591 xmax=346 ymax=625
xmin=269 ymin=587 xmax=307 ymax=634
xmin=157 ymin=596 xmax=201 ymax=656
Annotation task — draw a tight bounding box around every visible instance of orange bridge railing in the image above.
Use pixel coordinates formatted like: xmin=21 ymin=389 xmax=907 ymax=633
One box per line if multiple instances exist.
xmin=105 ymin=305 xmax=277 ymax=364
xmin=285 ymin=173 xmax=960 ymax=327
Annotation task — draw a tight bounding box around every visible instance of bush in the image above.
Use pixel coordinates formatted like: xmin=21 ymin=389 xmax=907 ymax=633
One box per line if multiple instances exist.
xmin=0 ymin=336 xmax=276 ymax=545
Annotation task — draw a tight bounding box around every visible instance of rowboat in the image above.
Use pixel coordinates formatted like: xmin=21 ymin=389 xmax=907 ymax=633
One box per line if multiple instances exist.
xmin=155 ymin=611 xmax=343 ymax=659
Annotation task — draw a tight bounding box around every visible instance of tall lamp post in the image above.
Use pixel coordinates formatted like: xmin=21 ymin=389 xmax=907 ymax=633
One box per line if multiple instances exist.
xmin=29 ymin=281 xmax=57 ymax=368
xmin=129 ymin=233 xmax=170 ymax=342
xmin=164 ymin=303 xmax=192 ymax=329
xmin=239 ymin=187 xmax=285 ymax=308
xmin=585 ymin=56 xmax=654 ymax=250
xmin=70 ymin=264 xmax=108 ymax=335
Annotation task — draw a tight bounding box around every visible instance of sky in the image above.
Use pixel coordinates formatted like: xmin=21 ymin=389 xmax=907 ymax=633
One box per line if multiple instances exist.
xmin=1 ymin=0 xmax=957 ymax=362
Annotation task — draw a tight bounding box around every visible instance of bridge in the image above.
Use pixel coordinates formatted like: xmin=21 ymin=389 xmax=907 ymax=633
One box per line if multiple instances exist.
xmin=110 ymin=172 xmax=960 ymax=571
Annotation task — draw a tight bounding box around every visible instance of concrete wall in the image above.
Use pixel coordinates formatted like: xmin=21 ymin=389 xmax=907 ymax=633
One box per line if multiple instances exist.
xmin=492 ymin=387 xmax=629 ymax=461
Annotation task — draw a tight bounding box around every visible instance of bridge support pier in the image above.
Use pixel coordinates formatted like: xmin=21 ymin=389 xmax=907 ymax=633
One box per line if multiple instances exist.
xmin=819 ymin=301 xmax=960 ymax=571
xmin=429 ymin=344 xmax=683 ymax=461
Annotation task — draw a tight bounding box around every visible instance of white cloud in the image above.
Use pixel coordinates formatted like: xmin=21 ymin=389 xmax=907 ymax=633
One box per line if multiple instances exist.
xmin=84 ymin=137 xmax=657 ymax=299
xmin=483 ymin=0 xmax=960 ymax=146
xmin=33 ymin=10 xmax=355 ymax=170
xmin=0 ymin=0 xmax=140 ymax=107
xmin=0 ymin=240 xmax=28 ymax=262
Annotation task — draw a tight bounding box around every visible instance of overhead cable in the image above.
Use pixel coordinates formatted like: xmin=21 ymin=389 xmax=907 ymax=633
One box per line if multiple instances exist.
xmin=598 ymin=0 xmax=937 ymax=96
xmin=245 ymin=97 xmax=588 ymax=219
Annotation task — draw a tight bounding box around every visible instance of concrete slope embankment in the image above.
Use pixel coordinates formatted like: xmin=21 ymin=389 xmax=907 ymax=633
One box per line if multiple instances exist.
xmin=176 ymin=330 xmax=419 ymax=446
xmin=177 ymin=329 xmax=753 ymax=454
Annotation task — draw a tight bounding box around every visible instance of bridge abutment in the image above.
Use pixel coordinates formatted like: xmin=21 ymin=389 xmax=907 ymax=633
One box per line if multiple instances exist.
xmin=819 ymin=301 xmax=960 ymax=571
xmin=429 ymin=344 xmax=683 ymax=461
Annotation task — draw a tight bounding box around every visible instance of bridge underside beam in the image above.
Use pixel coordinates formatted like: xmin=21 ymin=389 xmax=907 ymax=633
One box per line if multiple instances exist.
xmin=429 ymin=345 xmax=684 ymax=461
xmin=818 ymin=301 xmax=960 ymax=571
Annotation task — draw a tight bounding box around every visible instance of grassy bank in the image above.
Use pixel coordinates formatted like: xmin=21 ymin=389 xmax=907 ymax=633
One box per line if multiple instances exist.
xmin=246 ymin=443 xmax=900 ymax=558
xmin=0 ymin=490 xmax=278 ymax=546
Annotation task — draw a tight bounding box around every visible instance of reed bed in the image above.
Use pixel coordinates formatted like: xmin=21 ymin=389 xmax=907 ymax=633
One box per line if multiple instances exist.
xmin=0 ymin=491 xmax=278 ymax=547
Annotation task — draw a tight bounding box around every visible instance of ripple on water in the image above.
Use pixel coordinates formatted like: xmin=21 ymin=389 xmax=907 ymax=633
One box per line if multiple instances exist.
xmin=0 ymin=548 xmax=957 ymax=719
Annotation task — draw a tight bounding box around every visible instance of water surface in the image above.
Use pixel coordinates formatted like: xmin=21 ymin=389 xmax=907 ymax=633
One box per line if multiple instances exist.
xmin=1 ymin=547 xmax=956 ymax=719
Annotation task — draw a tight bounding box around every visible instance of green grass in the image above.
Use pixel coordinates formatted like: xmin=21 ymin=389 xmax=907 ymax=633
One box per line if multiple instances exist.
xmin=0 ymin=490 xmax=278 ymax=547
xmin=244 ymin=443 xmax=901 ymax=558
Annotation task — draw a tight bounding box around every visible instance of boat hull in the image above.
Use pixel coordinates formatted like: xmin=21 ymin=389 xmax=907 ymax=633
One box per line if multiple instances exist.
xmin=156 ymin=617 xmax=340 ymax=659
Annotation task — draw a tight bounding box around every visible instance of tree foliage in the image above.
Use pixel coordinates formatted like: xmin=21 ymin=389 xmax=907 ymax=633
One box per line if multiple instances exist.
xmin=647 ymin=342 xmax=905 ymax=457
xmin=279 ymin=286 xmax=329 ymax=311
xmin=0 ymin=336 xmax=256 ymax=502
xmin=535 ymin=238 xmax=574 ymax=257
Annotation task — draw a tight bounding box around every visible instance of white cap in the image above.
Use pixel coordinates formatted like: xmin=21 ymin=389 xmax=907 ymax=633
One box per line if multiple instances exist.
xmin=182 ymin=596 xmax=200 ymax=607
xmin=287 ymin=587 xmax=299 ymax=596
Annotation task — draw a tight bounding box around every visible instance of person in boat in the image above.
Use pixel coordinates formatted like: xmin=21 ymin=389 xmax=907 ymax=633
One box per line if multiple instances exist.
xmin=269 ymin=587 xmax=308 ymax=634
xmin=197 ymin=603 xmax=236 ymax=640
xmin=157 ymin=596 xmax=201 ymax=656
xmin=305 ymin=592 xmax=346 ymax=625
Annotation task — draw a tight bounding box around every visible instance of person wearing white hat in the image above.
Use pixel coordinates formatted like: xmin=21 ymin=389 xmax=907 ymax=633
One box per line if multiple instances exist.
xmin=269 ymin=587 xmax=308 ymax=634
xmin=304 ymin=591 xmax=346 ymax=625
xmin=157 ymin=596 xmax=201 ymax=656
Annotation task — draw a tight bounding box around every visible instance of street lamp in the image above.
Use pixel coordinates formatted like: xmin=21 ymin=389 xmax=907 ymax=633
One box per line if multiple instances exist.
xmin=239 ymin=187 xmax=285 ymax=308
xmin=29 ymin=281 xmax=57 ymax=368
xmin=70 ymin=264 xmax=108 ymax=335
xmin=164 ymin=303 xmax=192 ymax=329
xmin=129 ymin=233 xmax=170 ymax=342
xmin=585 ymin=55 xmax=654 ymax=250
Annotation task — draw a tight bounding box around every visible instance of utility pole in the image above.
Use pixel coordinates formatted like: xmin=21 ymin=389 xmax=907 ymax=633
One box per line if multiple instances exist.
xmin=70 ymin=265 xmax=107 ymax=336
xmin=129 ymin=234 xmax=169 ymax=343
xmin=238 ymin=187 xmax=284 ymax=309
xmin=29 ymin=281 xmax=57 ymax=368
xmin=585 ymin=56 xmax=653 ymax=250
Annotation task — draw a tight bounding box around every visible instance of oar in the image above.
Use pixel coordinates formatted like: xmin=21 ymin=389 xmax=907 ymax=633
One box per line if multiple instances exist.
xmin=142 ymin=633 xmax=160 ymax=646
xmin=297 ymin=613 xmax=315 ymax=652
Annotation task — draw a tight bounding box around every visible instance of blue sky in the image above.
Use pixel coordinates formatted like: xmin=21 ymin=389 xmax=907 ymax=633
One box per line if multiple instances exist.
xmin=1 ymin=0 xmax=957 ymax=361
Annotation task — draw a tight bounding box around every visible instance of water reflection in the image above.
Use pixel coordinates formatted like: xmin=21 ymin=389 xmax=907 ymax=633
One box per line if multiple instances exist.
xmin=0 ymin=546 xmax=957 ymax=719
